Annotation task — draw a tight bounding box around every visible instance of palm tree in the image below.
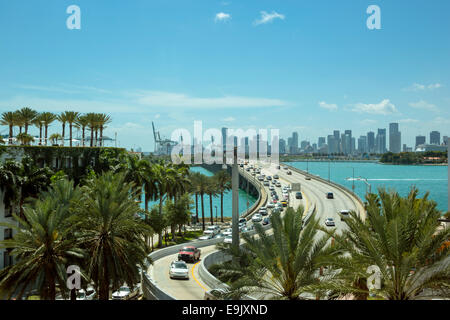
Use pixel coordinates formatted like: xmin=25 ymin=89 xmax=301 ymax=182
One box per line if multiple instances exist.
xmin=57 ymin=112 xmax=68 ymax=146
xmin=16 ymin=133 xmax=34 ymax=146
xmin=0 ymin=111 xmax=16 ymax=144
xmin=17 ymin=107 xmax=37 ymax=135
xmin=324 ymin=188 xmax=450 ymax=300
xmin=213 ymin=170 xmax=231 ymax=223
xmin=86 ymin=113 xmax=98 ymax=147
xmin=76 ymin=114 xmax=89 ymax=147
xmin=64 ymin=111 xmax=80 ymax=147
xmin=13 ymin=111 xmax=24 ymax=135
xmin=189 ymin=172 xmax=202 ymax=223
xmin=206 ymin=177 xmax=219 ymax=225
xmin=0 ymin=161 xmax=20 ymax=213
xmin=40 ymin=112 xmax=57 ymax=146
xmin=49 ymin=133 xmax=63 ymax=146
xmin=97 ymin=113 xmax=111 ymax=147
xmin=32 ymin=113 xmax=45 ymax=145
xmin=215 ymin=207 xmax=332 ymax=300
xmin=194 ymin=173 xmax=210 ymax=231
xmin=0 ymin=179 xmax=84 ymax=300
xmin=77 ymin=172 xmax=151 ymax=300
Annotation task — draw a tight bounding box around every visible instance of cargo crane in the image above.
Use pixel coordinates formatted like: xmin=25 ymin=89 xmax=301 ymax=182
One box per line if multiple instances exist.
xmin=152 ymin=121 xmax=178 ymax=156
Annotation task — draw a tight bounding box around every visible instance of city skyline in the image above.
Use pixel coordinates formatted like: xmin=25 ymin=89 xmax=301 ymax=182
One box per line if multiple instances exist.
xmin=0 ymin=1 xmax=450 ymax=151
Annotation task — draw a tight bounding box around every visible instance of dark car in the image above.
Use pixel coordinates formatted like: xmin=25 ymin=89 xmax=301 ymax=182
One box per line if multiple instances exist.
xmin=286 ymin=171 xmax=292 ymax=175
xmin=178 ymin=246 xmax=201 ymax=262
xmin=326 ymin=192 xmax=334 ymax=199
xmin=295 ymin=192 xmax=303 ymax=199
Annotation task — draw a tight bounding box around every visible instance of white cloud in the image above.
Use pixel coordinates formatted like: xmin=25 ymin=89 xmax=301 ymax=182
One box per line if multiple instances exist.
xmin=254 ymin=11 xmax=285 ymax=25
xmin=133 ymin=91 xmax=288 ymax=109
xmin=361 ymin=119 xmax=377 ymax=125
xmin=404 ymin=83 xmax=443 ymax=91
xmin=397 ymin=118 xmax=419 ymax=123
xmin=318 ymin=101 xmax=338 ymax=111
xmin=351 ymin=99 xmax=398 ymax=115
xmin=215 ymin=12 xmax=231 ymax=22
xmin=433 ymin=117 xmax=450 ymax=125
xmin=223 ymin=117 xmax=235 ymax=122
xmin=409 ymin=100 xmax=438 ymax=112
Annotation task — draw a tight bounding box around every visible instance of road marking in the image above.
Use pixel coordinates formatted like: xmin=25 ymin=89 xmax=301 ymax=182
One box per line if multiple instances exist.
xmin=191 ymin=261 xmax=208 ymax=291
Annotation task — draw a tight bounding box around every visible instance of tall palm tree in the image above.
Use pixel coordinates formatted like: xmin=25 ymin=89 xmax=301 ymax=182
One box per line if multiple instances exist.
xmin=97 ymin=113 xmax=111 ymax=147
xmin=17 ymin=107 xmax=37 ymax=135
xmin=40 ymin=112 xmax=57 ymax=146
xmin=13 ymin=111 xmax=24 ymax=135
xmin=57 ymin=112 xmax=68 ymax=147
xmin=206 ymin=177 xmax=219 ymax=225
xmin=213 ymin=170 xmax=231 ymax=223
xmin=189 ymin=172 xmax=202 ymax=223
xmin=32 ymin=113 xmax=45 ymax=145
xmin=324 ymin=188 xmax=450 ymax=300
xmin=0 ymin=161 xmax=20 ymax=213
xmin=194 ymin=173 xmax=210 ymax=231
xmin=0 ymin=111 xmax=16 ymax=144
xmin=77 ymin=172 xmax=151 ymax=300
xmin=76 ymin=114 xmax=89 ymax=147
xmin=0 ymin=180 xmax=84 ymax=300
xmin=216 ymin=207 xmax=332 ymax=300
xmin=64 ymin=111 xmax=80 ymax=147
xmin=86 ymin=113 xmax=98 ymax=147
xmin=152 ymin=162 xmax=178 ymax=246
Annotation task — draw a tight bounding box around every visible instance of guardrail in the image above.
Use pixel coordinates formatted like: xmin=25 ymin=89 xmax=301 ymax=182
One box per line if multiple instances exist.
xmin=141 ymin=237 xmax=225 ymax=300
xmin=282 ymin=163 xmax=366 ymax=219
xmin=239 ymin=168 xmax=268 ymax=219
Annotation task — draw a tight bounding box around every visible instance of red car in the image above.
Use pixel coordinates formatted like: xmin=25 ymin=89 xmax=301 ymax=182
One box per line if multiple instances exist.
xmin=178 ymin=246 xmax=201 ymax=263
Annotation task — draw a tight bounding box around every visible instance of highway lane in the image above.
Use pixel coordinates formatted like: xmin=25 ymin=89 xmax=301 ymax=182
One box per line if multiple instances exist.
xmin=147 ymin=160 xmax=361 ymax=300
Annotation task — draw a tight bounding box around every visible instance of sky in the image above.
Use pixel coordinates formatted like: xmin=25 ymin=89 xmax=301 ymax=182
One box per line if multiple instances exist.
xmin=0 ymin=0 xmax=449 ymax=151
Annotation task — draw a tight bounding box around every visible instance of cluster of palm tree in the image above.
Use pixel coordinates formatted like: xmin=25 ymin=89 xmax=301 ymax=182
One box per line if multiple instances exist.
xmin=215 ymin=188 xmax=450 ymax=300
xmin=0 ymin=107 xmax=111 ymax=147
xmin=0 ymin=172 xmax=151 ymax=300
xmin=190 ymin=170 xmax=231 ymax=230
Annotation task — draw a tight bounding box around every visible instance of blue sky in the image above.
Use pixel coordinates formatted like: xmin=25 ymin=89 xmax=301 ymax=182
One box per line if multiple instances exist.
xmin=0 ymin=0 xmax=449 ymax=151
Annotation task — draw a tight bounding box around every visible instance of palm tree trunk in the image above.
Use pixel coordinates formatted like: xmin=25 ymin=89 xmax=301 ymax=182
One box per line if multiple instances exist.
xmin=69 ymin=124 xmax=73 ymax=147
xmin=195 ymin=193 xmax=199 ymax=222
xmin=100 ymin=126 xmax=103 ymax=147
xmin=25 ymin=124 xmax=28 ymax=135
xmin=82 ymin=127 xmax=86 ymax=147
xmin=95 ymin=129 xmax=98 ymax=147
xmin=201 ymin=193 xmax=205 ymax=231
xmin=90 ymin=128 xmax=94 ymax=147
xmin=209 ymin=194 xmax=214 ymax=225
xmin=158 ymin=194 xmax=163 ymax=247
xmin=9 ymin=125 xmax=13 ymax=145
xmin=220 ymin=192 xmax=224 ymax=223
xmin=39 ymin=125 xmax=43 ymax=145
xmin=45 ymin=125 xmax=48 ymax=146
xmin=62 ymin=123 xmax=65 ymax=147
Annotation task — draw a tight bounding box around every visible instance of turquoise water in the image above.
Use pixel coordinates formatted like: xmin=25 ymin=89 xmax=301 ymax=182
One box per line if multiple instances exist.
xmin=287 ymin=161 xmax=448 ymax=213
xmin=140 ymin=166 xmax=257 ymax=218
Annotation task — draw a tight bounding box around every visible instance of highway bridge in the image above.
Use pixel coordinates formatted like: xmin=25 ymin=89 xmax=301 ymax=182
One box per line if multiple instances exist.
xmin=142 ymin=160 xmax=365 ymax=300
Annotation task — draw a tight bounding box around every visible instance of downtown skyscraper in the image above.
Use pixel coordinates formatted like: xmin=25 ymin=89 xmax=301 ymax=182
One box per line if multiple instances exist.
xmin=389 ymin=123 xmax=401 ymax=153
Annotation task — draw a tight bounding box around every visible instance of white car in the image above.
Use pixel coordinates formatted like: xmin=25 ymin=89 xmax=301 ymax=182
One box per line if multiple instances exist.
xmin=206 ymin=225 xmax=220 ymax=235
xmin=325 ymin=218 xmax=336 ymax=227
xmin=112 ymin=285 xmax=139 ymax=300
xmin=198 ymin=230 xmax=215 ymax=240
xmin=340 ymin=210 xmax=350 ymax=220
xmin=222 ymin=228 xmax=232 ymax=237
xmin=252 ymin=214 xmax=263 ymax=223
xmin=276 ymin=182 xmax=281 ymax=187
xmin=223 ymin=235 xmax=233 ymax=244
xmin=266 ymin=203 xmax=275 ymax=209
xmin=269 ymin=185 xmax=275 ymax=191
xmin=169 ymin=260 xmax=189 ymax=280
